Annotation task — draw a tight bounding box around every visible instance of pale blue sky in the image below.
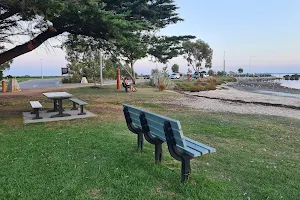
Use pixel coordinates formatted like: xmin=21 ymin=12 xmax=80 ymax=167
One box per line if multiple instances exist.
xmin=4 ymin=0 xmax=300 ymax=76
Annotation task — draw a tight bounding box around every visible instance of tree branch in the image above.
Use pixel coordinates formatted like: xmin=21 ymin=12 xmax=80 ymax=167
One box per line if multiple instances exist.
xmin=0 ymin=28 xmax=63 ymax=65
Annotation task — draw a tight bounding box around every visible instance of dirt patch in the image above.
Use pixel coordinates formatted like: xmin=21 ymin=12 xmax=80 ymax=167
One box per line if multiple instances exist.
xmin=87 ymin=189 xmax=102 ymax=199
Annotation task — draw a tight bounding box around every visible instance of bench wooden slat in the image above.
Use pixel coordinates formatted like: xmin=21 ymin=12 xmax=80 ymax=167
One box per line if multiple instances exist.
xmin=178 ymin=146 xmax=201 ymax=157
xmin=185 ymin=140 xmax=209 ymax=155
xmin=70 ymin=98 xmax=87 ymax=105
xmin=184 ymin=137 xmax=216 ymax=153
xmin=30 ymin=101 xmax=43 ymax=109
xmin=126 ymin=105 xmax=182 ymax=130
xmin=129 ymin=111 xmax=186 ymax=147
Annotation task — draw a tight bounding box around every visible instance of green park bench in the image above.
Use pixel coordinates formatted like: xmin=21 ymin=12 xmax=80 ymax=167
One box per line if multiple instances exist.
xmin=123 ymin=104 xmax=216 ymax=182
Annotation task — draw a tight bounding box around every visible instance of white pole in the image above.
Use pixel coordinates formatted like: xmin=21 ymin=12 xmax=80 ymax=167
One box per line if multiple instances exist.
xmin=41 ymin=58 xmax=43 ymax=79
xmin=223 ymin=51 xmax=226 ymax=72
xmin=100 ymin=50 xmax=103 ymax=86
xmin=249 ymin=56 xmax=255 ymax=74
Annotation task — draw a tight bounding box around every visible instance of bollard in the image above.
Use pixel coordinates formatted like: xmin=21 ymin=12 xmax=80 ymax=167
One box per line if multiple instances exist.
xmin=187 ymin=73 xmax=190 ymax=82
xmin=117 ymin=68 xmax=121 ymax=90
xmin=2 ymin=80 xmax=6 ymax=93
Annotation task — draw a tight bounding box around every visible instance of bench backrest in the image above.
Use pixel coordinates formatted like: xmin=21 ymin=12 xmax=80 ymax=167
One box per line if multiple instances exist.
xmin=123 ymin=104 xmax=187 ymax=149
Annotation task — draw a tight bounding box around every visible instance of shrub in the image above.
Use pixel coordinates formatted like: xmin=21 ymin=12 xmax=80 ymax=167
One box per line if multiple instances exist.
xmin=150 ymin=70 xmax=175 ymax=89
xmin=204 ymin=85 xmax=217 ymax=90
xmin=61 ymin=74 xmax=81 ymax=84
xmin=190 ymin=85 xmax=205 ymax=92
xmin=158 ymin=82 xmax=166 ymax=91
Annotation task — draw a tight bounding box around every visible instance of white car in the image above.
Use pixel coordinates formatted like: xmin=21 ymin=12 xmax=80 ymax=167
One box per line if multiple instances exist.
xmin=169 ymin=73 xmax=180 ymax=79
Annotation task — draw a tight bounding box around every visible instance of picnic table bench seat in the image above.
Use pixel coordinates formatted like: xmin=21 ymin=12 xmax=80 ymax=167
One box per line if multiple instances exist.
xmin=70 ymin=98 xmax=88 ymax=115
xmin=123 ymin=104 xmax=216 ymax=182
xmin=30 ymin=101 xmax=43 ymax=120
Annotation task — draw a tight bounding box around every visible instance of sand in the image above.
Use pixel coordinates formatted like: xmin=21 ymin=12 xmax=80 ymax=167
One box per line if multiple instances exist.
xmin=170 ymin=79 xmax=300 ymax=120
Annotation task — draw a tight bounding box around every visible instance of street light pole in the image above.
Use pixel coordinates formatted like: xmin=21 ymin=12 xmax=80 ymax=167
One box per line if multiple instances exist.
xmin=40 ymin=58 xmax=43 ymax=79
xmin=99 ymin=50 xmax=103 ymax=86
xmin=223 ymin=51 xmax=226 ymax=72
xmin=249 ymin=56 xmax=255 ymax=74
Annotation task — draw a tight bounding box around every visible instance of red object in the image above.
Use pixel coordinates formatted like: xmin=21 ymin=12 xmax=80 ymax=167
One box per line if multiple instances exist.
xmin=117 ymin=68 xmax=121 ymax=90
xmin=187 ymin=73 xmax=190 ymax=82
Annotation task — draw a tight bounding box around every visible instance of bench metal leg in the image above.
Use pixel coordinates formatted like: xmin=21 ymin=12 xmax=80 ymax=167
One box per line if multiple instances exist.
xmin=155 ymin=142 xmax=163 ymax=163
xmin=137 ymin=133 xmax=143 ymax=151
xmin=32 ymin=108 xmax=43 ymax=120
xmin=78 ymin=105 xmax=86 ymax=115
xmin=181 ymin=158 xmax=191 ymax=183
xmin=71 ymin=102 xmax=77 ymax=110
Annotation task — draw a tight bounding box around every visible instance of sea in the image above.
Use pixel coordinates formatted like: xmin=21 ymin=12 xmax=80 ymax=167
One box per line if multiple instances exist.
xmin=269 ymin=73 xmax=300 ymax=90
xmin=254 ymin=73 xmax=300 ymax=98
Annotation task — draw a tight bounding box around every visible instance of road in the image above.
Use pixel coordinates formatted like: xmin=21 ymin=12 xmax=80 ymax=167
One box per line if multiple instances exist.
xmin=0 ymin=78 xmax=118 ymax=91
xmin=1 ymin=78 xmax=145 ymax=91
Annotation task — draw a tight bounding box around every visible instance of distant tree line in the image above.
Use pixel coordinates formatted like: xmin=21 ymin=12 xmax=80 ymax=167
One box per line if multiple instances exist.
xmin=283 ymin=74 xmax=300 ymax=80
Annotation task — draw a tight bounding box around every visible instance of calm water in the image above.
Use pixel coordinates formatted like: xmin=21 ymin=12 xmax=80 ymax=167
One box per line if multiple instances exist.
xmin=280 ymin=80 xmax=300 ymax=89
xmin=255 ymin=90 xmax=300 ymax=98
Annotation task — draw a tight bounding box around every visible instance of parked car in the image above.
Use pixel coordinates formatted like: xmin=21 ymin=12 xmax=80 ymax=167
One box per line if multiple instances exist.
xmin=191 ymin=72 xmax=209 ymax=79
xmin=169 ymin=73 xmax=180 ymax=79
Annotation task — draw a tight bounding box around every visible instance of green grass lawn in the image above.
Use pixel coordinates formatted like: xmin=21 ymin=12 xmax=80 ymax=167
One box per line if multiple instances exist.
xmin=0 ymin=86 xmax=299 ymax=199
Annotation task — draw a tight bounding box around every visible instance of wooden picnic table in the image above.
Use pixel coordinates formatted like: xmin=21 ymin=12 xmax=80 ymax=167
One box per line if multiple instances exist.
xmin=43 ymin=92 xmax=73 ymax=118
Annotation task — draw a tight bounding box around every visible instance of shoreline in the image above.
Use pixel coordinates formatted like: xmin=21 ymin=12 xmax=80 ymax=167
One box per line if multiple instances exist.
xmin=170 ymin=79 xmax=300 ymax=120
xmin=229 ymin=78 xmax=300 ymax=95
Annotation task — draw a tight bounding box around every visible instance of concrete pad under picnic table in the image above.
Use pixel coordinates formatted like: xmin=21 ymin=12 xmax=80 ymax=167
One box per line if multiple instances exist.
xmin=23 ymin=108 xmax=97 ymax=124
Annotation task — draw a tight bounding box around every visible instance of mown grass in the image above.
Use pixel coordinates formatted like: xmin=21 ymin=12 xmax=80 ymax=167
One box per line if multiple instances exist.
xmin=0 ymin=85 xmax=299 ymax=199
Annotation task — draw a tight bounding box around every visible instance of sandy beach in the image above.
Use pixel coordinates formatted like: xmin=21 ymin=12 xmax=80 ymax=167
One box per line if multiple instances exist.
xmin=171 ymin=78 xmax=300 ymax=120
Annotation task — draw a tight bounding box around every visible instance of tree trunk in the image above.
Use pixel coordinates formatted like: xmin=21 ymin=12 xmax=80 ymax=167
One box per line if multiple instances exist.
xmin=131 ymin=61 xmax=136 ymax=84
xmin=0 ymin=28 xmax=62 ymax=65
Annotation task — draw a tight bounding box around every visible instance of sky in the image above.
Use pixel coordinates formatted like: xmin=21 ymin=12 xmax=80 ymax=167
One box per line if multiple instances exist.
xmin=3 ymin=0 xmax=300 ymax=76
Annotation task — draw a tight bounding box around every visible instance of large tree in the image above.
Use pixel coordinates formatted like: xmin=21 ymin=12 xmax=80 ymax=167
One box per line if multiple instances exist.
xmin=183 ymin=39 xmax=213 ymax=77
xmin=171 ymin=64 xmax=179 ymax=73
xmin=0 ymin=0 xmax=183 ymax=65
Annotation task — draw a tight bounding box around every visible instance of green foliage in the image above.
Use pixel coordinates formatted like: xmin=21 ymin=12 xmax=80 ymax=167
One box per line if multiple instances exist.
xmin=217 ymin=71 xmax=227 ymax=76
xmin=283 ymin=75 xmax=290 ymax=80
xmin=148 ymin=35 xmax=195 ymax=64
xmin=0 ymin=0 xmax=187 ymax=65
xmin=208 ymin=69 xmax=215 ymax=76
xmin=0 ymin=71 xmax=3 ymax=80
xmin=290 ymin=74 xmax=299 ymax=80
xmin=171 ymin=64 xmax=179 ymax=73
xmin=238 ymin=68 xmax=243 ymax=73
xmin=183 ymin=39 xmax=213 ymax=74
xmin=175 ymin=76 xmax=235 ymax=92
xmin=150 ymin=68 xmax=174 ymax=89
xmin=0 ymin=59 xmax=12 ymax=71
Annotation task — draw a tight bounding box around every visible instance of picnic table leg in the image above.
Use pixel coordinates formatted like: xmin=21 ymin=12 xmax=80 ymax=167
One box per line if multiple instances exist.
xmin=51 ymin=99 xmax=71 ymax=118
xmin=47 ymin=99 xmax=59 ymax=112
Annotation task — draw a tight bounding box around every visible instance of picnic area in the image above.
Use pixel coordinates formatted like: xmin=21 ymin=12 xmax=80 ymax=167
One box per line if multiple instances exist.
xmin=0 ymin=85 xmax=299 ymax=199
